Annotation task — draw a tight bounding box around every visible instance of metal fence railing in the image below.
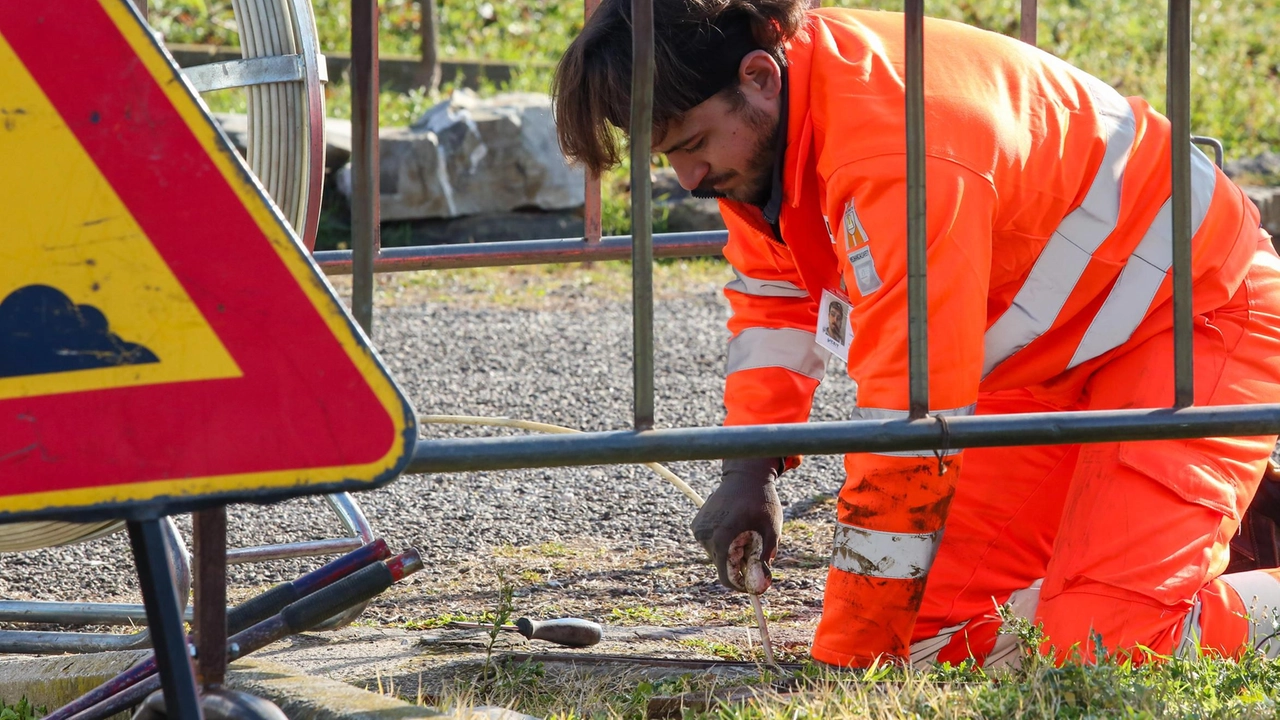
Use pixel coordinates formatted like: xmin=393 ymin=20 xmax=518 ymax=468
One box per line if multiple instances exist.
xmin=325 ymin=0 xmax=1280 ymax=475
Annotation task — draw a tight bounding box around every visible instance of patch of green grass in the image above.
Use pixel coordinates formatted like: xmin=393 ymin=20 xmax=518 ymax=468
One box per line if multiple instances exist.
xmin=605 ymin=604 xmax=690 ymax=626
xmin=400 ymin=611 xmax=477 ymax=630
xmin=414 ymin=611 xmax=1280 ymax=719
xmin=149 ymin=0 xmax=583 ymax=64
xmin=433 ymin=663 xmax=719 ymax=719
xmin=711 ymin=603 xmax=795 ymax=626
xmin=428 ymin=648 xmax=1280 ymax=719
xmin=0 ymin=698 xmax=42 ymax=720
xmin=491 ymin=540 xmax=592 ymax=559
xmin=681 ymin=637 xmax=758 ymax=662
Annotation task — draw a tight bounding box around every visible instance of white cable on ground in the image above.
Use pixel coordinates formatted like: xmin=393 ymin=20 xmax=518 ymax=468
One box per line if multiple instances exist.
xmin=420 ymin=414 xmax=706 ymax=508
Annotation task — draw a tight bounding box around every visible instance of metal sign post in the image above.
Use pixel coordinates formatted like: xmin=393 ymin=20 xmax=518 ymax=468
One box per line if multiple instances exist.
xmin=129 ymin=519 xmax=204 ymax=719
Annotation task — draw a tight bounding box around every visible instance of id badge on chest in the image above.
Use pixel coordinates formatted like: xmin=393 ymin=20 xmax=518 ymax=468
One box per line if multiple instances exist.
xmin=816 ymin=288 xmax=853 ymax=362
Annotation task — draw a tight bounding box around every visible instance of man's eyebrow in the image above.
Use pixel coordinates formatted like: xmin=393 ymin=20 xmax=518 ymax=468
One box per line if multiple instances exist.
xmin=654 ymin=131 xmax=697 ymax=154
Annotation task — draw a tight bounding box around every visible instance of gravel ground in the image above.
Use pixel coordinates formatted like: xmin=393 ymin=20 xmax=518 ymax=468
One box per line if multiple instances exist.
xmin=0 ymin=266 xmax=857 ymax=677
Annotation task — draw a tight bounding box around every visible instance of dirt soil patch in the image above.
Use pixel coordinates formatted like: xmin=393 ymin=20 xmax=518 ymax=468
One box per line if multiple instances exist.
xmin=255 ymin=495 xmax=838 ymax=707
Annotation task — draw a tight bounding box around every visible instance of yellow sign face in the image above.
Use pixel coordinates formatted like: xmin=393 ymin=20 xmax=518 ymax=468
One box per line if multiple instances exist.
xmin=0 ymin=0 xmax=416 ymax=523
xmin=0 ymin=31 xmax=241 ymax=401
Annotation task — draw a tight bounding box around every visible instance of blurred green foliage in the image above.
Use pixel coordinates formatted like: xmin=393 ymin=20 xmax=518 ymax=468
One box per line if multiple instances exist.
xmin=842 ymin=0 xmax=1280 ymax=160
xmin=177 ymin=0 xmax=1279 ymax=238
xmin=169 ymin=0 xmax=1278 ymax=159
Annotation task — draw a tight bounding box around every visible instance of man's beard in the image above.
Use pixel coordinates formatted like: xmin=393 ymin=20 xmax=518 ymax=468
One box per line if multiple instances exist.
xmin=690 ymin=102 xmax=779 ymax=206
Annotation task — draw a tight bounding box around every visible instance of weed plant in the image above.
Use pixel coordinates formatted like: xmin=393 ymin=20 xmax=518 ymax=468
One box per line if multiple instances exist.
xmin=0 ymin=699 xmax=41 ymax=720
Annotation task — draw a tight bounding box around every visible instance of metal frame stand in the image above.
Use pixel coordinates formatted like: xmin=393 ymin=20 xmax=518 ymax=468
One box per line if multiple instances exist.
xmin=0 ymin=493 xmax=374 ymax=654
xmin=128 ymin=518 xmax=203 ymax=720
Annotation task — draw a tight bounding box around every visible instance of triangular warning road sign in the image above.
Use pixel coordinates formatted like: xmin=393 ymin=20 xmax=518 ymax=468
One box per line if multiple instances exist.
xmin=0 ymin=0 xmax=417 ymax=522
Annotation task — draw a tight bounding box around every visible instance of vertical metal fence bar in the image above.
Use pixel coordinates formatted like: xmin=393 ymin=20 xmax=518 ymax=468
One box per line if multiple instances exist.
xmin=585 ymin=181 xmax=603 ymax=245
xmin=193 ymin=508 xmax=227 ymax=690
xmin=905 ymin=0 xmax=929 ymax=419
xmin=584 ymin=0 xmax=603 ymax=244
xmin=630 ymin=0 xmax=656 ymax=430
xmin=351 ymin=0 xmax=381 ymax=335
xmin=1168 ymin=0 xmax=1194 ymax=407
xmin=1019 ymin=0 xmax=1037 ymax=46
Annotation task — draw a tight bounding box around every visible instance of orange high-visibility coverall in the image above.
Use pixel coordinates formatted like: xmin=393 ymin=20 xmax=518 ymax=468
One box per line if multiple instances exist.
xmin=718 ymin=8 xmax=1280 ymax=667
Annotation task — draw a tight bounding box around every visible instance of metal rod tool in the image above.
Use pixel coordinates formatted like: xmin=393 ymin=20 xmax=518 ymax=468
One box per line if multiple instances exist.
xmin=748 ymin=593 xmax=776 ymax=666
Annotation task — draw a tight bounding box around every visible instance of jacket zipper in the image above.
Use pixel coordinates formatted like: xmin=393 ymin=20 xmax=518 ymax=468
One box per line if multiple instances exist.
xmin=722 ymin=200 xmax=787 ymax=248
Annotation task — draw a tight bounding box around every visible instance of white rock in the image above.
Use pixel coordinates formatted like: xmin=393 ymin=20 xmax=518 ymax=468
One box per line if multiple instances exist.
xmin=340 ymin=89 xmax=584 ymax=221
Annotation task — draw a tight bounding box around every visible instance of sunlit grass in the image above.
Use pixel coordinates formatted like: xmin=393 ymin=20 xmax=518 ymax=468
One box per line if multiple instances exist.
xmin=409 ymin=649 xmax=1280 ymax=720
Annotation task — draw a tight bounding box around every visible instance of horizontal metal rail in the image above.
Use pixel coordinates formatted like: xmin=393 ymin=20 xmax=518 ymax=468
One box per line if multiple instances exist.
xmin=226 ymin=537 xmax=362 ymax=564
xmin=314 ymin=232 xmax=728 ymax=275
xmin=0 ymin=630 xmax=154 ymax=654
xmin=0 ymin=602 xmax=188 ymax=625
xmin=407 ymin=403 xmax=1280 ymax=473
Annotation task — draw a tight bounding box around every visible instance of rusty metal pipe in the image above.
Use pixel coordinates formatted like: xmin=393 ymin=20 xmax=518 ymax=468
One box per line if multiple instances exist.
xmin=350 ymin=0 xmax=380 ymax=334
xmin=1169 ymin=0 xmax=1194 ymax=407
xmin=904 ymin=0 xmax=928 ymax=419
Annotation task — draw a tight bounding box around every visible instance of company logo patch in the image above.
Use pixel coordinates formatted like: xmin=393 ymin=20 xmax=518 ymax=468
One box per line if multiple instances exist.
xmin=842 ymin=200 xmax=869 ymax=249
xmin=848 ymin=245 xmax=883 ymax=297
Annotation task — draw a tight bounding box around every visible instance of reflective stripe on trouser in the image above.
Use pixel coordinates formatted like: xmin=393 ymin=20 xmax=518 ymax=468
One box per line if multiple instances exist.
xmin=904 ymin=246 xmax=1280 ymax=665
xmin=910 ymin=580 xmax=1042 ymax=669
xmin=1177 ymin=570 xmax=1280 ymax=659
xmin=912 ymin=572 xmax=1280 ymax=666
xmin=812 ymin=434 xmax=963 ymax=667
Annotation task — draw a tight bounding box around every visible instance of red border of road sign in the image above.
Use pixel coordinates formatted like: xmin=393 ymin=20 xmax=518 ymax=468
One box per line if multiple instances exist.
xmin=0 ymin=1 xmax=414 ymax=512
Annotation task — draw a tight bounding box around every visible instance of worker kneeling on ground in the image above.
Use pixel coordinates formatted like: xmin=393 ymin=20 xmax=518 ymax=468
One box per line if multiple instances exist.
xmin=553 ymin=0 xmax=1280 ymax=667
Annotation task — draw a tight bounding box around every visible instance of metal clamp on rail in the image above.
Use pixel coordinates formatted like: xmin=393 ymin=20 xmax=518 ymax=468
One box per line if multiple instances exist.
xmin=181 ymin=53 xmax=328 ymax=93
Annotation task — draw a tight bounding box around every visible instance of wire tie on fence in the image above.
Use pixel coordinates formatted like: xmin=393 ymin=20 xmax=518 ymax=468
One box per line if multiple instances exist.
xmin=934 ymin=413 xmax=951 ymax=475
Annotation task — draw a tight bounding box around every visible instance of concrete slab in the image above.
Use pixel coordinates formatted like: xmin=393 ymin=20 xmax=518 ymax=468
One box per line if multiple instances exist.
xmin=0 ymin=650 xmax=147 ymax=720
xmin=0 ymin=650 xmax=537 ymax=720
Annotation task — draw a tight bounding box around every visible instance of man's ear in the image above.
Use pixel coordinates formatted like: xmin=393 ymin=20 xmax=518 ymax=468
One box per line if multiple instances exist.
xmin=738 ymin=49 xmax=782 ymax=103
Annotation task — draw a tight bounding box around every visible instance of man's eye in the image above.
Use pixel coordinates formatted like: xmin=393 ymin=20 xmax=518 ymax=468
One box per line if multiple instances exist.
xmin=685 ymin=138 xmax=706 ymax=152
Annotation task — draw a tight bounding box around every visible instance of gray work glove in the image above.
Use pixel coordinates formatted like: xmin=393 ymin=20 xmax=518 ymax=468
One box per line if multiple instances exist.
xmin=691 ymin=457 xmax=784 ymax=593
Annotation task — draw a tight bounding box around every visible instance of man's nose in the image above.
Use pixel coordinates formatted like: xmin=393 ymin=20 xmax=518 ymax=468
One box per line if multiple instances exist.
xmin=670 ymin=157 xmax=709 ymax=192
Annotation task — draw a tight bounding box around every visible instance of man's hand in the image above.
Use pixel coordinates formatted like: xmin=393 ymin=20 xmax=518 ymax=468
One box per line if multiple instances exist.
xmin=691 ymin=457 xmax=784 ymax=593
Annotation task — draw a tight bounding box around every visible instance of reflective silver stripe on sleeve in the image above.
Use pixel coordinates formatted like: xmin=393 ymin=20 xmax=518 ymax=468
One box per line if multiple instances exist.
xmin=830 ymin=522 xmax=943 ymax=580
xmin=725 ymin=269 xmax=809 ymax=298
xmin=982 ymin=77 xmax=1136 ymax=378
xmin=850 ymin=404 xmax=976 ymax=456
xmin=725 ymin=327 xmax=826 ymax=380
xmin=1067 ymin=145 xmax=1218 ymax=368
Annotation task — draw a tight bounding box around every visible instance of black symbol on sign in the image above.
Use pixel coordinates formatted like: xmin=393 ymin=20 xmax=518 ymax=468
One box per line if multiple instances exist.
xmin=0 ymin=284 xmax=158 ymax=379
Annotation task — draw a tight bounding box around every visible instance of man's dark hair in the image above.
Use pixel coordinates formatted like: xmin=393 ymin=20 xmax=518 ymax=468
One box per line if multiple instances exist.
xmin=552 ymin=0 xmax=809 ymax=174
